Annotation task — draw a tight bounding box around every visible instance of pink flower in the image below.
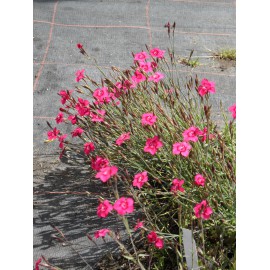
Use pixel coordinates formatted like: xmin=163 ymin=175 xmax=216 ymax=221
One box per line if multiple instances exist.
xmin=58 ymin=90 xmax=72 ymax=104
xmin=131 ymin=70 xmax=146 ymax=83
xmin=35 ymin=257 xmax=42 ymax=270
xmin=115 ymin=82 xmax=123 ymax=89
xmin=90 ymin=110 xmax=106 ymax=122
xmin=151 ymin=61 xmax=158 ymax=70
xmin=134 ymin=51 xmax=149 ymax=61
xmin=75 ymin=98 xmax=90 ymax=116
xmin=139 ymin=61 xmax=153 ymax=73
xmin=58 ymin=134 xmax=67 ymax=149
xmin=134 ymin=220 xmax=144 ymax=231
xmin=147 ymin=231 xmax=164 ymax=249
xmin=93 ymin=87 xmax=110 ymax=104
xmin=182 ymin=126 xmax=200 ymax=142
xmin=133 ymin=171 xmax=148 ymax=189
xmin=198 ymin=127 xmax=215 ymax=142
xmin=194 ymin=174 xmax=205 ymax=187
xmin=97 ymin=200 xmax=113 ymax=218
xmin=71 ymin=127 xmax=84 ymax=137
xmin=84 ymin=142 xmax=95 ymax=155
xmin=148 ymin=72 xmax=164 ymax=83
xmin=229 ymin=103 xmax=236 ymax=119
xmin=123 ymin=79 xmax=137 ymax=90
xmin=116 ymin=132 xmax=131 ymax=146
xmin=154 ymin=238 xmax=164 ymax=249
xmin=150 ymin=48 xmax=165 ymax=58
xmin=77 ymin=43 xmax=83 ymax=49
xmin=171 ymin=179 xmax=185 ymax=193
xmin=95 ymin=166 xmax=118 ymax=182
xmin=198 ymin=78 xmax=216 ymax=96
xmin=68 ymin=115 xmax=77 ymax=125
xmin=75 ymin=69 xmax=85 ymax=82
xmin=114 ymin=197 xmax=134 ymax=215
xmin=94 ymin=229 xmax=110 ymax=238
xmin=144 ymin=136 xmax=163 ymax=155
xmin=47 ymin=127 xmax=60 ymax=140
xmin=141 ymin=113 xmax=157 ymax=126
xmin=194 ymin=200 xmax=213 ymax=220
xmin=91 ymin=156 xmax=110 ymax=171
xmin=55 ymin=112 xmax=64 ymax=124
xmin=172 ymin=142 xmax=192 ymax=157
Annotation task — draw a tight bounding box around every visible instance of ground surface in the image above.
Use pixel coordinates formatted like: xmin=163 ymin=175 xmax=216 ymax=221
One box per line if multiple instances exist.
xmin=33 ymin=0 xmax=236 ymax=269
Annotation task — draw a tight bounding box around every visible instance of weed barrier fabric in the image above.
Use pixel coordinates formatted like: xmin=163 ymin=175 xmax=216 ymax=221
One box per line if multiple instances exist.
xmin=33 ymin=0 xmax=235 ymax=268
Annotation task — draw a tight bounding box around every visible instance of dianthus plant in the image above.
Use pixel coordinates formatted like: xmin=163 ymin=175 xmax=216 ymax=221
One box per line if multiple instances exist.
xmin=44 ymin=24 xmax=236 ymax=270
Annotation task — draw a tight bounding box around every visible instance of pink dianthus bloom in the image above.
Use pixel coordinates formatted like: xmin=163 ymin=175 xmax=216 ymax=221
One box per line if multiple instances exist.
xmin=116 ymin=132 xmax=131 ymax=146
xmin=75 ymin=69 xmax=85 ymax=82
xmin=114 ymin=197 xmax=134 ymax=215
xmin=133 ymin=171 xmax=148 ymax=189
xmin=139 ymin=61 xmax=153 ymax=73
xmin=91 ymin=156 xmax=110 ymax=171
xmin=151 ymin=61 xmax=158 ymax=70
xmin=84 ymin=142 xmax=95 ymax=155
xmin=198 ymin=78 xmax=216 ymax=96
xmin=229 ymin=103 xmax=236 ymax=119
xmin=68 ymin=115 xmax=77 ymax=125
xmin=47 ymin=127 xmax=60 ymax=141
xmin=97 ymin=200 xmax=113 ymax=218
xmin=94 ymin=229 xmax=110 ymax=239
xmin=77 ymin=43 xmax=83 ymax=49
xmin=55 ymin=112 xmax=64 ymax=124
xmin=71 ymin=127 xmax=84 ymax=137
xmin=134 ymin=220 xmax=144 ymax=231
xmin=123 ymin=79 xmax=137 ymax=91
xmin=58 ymin=134 xmax=67 ymax=149
xmin=182 ymin=126 xmax=200 ymax=142
xmin=75 ymin=98 xmax=90 ymax=116
xmin=144 ymin=136 xmax=163 ymax=155
xmin=35 ymin=257 xmax=42 ymax=270
xmin=93 ymin=87 xmax=110 ymax=104
xmin=95 ymin=166 xmax=118 ymax=182
xmin=134 ymin=51 xmax=149 ymax=61
xmin=58 ymin=90 xmax=73 ymax=105
xmin=172 ymin=142 xmax=192 ymax=157
xmin=147 ymin=231 xmax=164 ymax=249
xmin=198 ymin=127 xmax=215 ymax=142
xmin=148 ymin=72 xmax=164 ymax=83
xmin=141 ymin=113 xmax=157 ymax=126
xmin=194 ymin=174 xmax=205 ymax=187
xmin=90 ymin=110 xmax=106 ymax=122
xmin=194 ymin=200 xmax=213 ymax=220
xmin=131 ymin=70 xmax=146 ymax=83
xmin=150 ymin=48 xmax=165 ymax=58
xmin=171 ymin=179 xmax=185 ymax=193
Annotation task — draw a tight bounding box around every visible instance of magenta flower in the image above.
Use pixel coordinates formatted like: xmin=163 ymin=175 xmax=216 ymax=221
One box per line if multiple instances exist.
xmin=171 ymin=179 xmax=185 ymax=193
xmin=198 ymin=78 xmax=216 ymax=96
xmin=131 ymin=70 xmax=146 ymax=83
xmin=141 ymin=113 xmax=157 ymax=126
xmin=90 ymin=110 xmax=106 ymax=122
xmin=133 ymin=171 xmax=148 ymax=189
xmin=93 ymin=87 xmax=110 ymax=104
xmin=75 ymin=98 xmax=90 ymax=116
xmin=71 ymin=127 xmax=84 ymax=137
xmin=75 ymin=69 xmax=85 ymax=82
xmin=147 ymin=231 xmax=164 ymax=249
xmin=150 ymin=48 xmax=165 ymax=58
xmin=148 ymin=72 xmax=164 ymax=83
xmin=58 ymin=134 xmax=67 ymax=149
xmin=194 ymin=174 xmax=205 ymax=187
xmin=194 ymin=200 xmax=213 ymax=220
xmin=198 ymin=127 xmax=215 ymax=142
xmin=91 ymin=156 xmax=110 ymax=171
xmin=134 ymin=220 xmax=144 ymax=231
xmin=182 ymin=126 xmax=200 ymax=142
xmin=229 ymin=103 xmax=236 ymax=119
xmin=68 ymin=115 xmax=77 ymax=125
xmin=123 ymin=79 xmax=137 ymax=90
xmin=58 ymin=90 xmax=73 ymax=104
xmin=151 ymin=61 xmax=158 ymax=70
xmin=84 ymin=142 xmax=95 ymax=155
xmin=95 ymin=166 xmax=118 ymax=182
xmin=139 ymin=61 xmax=153 ymax=73
xmin=55 ymin=112 xmax=64 ymax=124
xmin=172 ymin=142 xmax=192 ymax=157
xmin=113 ymin=197 xmax=134 ymax=215
xmin=94 ymin=229 xmax=110 ymax=239
xmin=144 ymin=136 xmax=163 ymax=155
xmin=134 ymin=51 xmax=149 ymax=61
xmin=97 ymin=200 xmax=113 ymax=218
xmin=47 ymin=127 xmax=60 ymax=141
xmin=116 ymin=132 xmax=131 ymax=146
xmin=77 ymin=43 xmax=83 ymax=49
xmin=35 ymin=257 xmax=42 ymax=270
xmin=154 ymin=238 xmax=164 ymax=249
